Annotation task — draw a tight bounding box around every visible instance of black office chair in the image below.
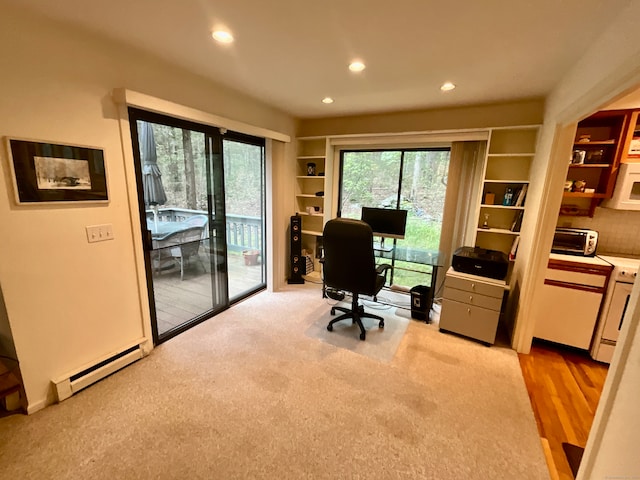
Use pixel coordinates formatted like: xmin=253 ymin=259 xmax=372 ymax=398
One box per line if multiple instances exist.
xmin=322 ymin=218 xmax=392 ymax=341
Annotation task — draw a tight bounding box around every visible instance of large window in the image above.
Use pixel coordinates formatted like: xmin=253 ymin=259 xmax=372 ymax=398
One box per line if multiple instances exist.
xmin=339 ymin=148 xmax=450 ymax=287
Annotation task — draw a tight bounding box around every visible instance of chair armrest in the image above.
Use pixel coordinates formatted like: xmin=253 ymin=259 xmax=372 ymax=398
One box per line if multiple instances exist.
xmin=375 ymin=264 xmax=392 ymax=275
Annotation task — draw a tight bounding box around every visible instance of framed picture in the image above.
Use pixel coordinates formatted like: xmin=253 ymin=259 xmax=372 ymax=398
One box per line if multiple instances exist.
xmin=5 ymin=137 xmax=108 ymax=204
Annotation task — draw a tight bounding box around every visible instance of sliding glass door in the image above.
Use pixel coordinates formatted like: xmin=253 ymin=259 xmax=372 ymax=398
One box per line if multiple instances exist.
xmin=223 ymin=136 xmax=266 ymax=300
xmin=129 ymin=109 xmax=266 ymax=344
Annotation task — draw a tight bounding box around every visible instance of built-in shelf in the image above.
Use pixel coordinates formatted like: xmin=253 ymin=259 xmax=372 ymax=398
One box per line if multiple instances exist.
xmin=301 ymin=229 xmax=322 ymax=236
xmin=487 ymin=153 xmax=535 ymax=157
xmin=296 ymin=175 xmax=325 ymax=179
xmin=477 ymin=227 xmax=520 ymax=235
xmin=481 ymin=204 xmax=525 ymax=210
xmin=483 ymin=180 xmax=530 ymax=184
xmin=297 ymin=212 xmax=324 ymax=217
xmin=296 ymin=194 xmax=324 ymax=198
xmin=567 ymin=164 xmax=610 ymax=168
xmin=574 ymin=140 xmax=615 ymax=145
xmin=563 ymin=192 xmax=608 ymax=199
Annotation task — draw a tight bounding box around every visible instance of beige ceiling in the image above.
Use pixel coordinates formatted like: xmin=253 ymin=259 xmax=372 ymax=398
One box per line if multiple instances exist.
xmin=10 ymin=0 xmax=634 ymax=118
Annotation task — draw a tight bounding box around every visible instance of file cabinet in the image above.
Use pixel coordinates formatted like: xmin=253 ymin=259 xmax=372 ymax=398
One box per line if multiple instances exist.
xmin=439 ymin=267 xmax=507 ymax=345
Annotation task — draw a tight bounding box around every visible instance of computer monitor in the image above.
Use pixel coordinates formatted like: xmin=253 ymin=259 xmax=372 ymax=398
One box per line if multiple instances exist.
xmin=360 ymin=207 xmax=408 ymax=240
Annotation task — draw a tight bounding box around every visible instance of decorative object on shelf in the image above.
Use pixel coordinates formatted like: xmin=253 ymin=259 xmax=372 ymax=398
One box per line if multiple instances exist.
xmin=315 ymin=191 xmax=324 ymax=196
xmin=514 ymin=185 xmax=528 ymax=206
xmin=564 ymin=180 xmax=574 ymax=192
xmin=511 ymin=210 xmax=524 ymax=232
xmin=481 ymin=213 xmax=490 ymax=229
xmin=306 ymin=162 xmax=316 ymax=176
xmin=484 ymin=192 xmax=495 ymax=204
xmin=572 ymin=150 xmax=586 ymax=164
xmin=577 ymin=134 xmax=591 ymax=143
xmin=585 ymin=149 xmax=605 ymax=164
xmin=5 ymin=137 xmax=108 ymax=204
xmin=503 ymin=187 xmax=514 ymax=206
xmin=572 ymin=180 xmax=587 ymax=192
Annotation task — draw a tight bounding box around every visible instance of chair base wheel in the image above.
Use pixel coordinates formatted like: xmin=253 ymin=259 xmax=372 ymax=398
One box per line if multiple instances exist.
xmin=327 ymin=324 xmax=333 ymax=332
xmin=330 ymin=308 xmax=336 ymax=315
xmin=359 ymin=332 xmax=366 ymax=341
xmin=379 ymin=320 xmax=384 ymax=328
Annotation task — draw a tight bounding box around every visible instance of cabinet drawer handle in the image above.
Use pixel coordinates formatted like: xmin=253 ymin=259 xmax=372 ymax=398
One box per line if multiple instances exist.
xmin=471 ymin=283 xmax=475 ymax=289
xmin=467 ymin=308 xmax=471 ymax=315
xmin=469 ymin=295 xmax=473 ymax=302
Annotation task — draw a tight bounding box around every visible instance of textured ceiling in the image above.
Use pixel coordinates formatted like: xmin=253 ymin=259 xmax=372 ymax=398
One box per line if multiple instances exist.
xmin=9 ymin=0 xmax=634 ymax=118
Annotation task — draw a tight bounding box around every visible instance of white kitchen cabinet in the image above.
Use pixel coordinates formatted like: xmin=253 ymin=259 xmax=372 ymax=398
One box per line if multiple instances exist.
xmin=535 ymin=283 xmax=604 ymax=349
xmin=533 ymin=255 xmax=613 ymax=349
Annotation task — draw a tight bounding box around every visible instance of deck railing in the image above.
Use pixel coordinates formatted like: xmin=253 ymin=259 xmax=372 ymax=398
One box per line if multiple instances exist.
xmin=146 ymin=208 xmax=262 ymax=252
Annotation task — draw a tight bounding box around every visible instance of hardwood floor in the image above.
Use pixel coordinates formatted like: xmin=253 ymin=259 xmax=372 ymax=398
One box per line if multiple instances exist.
xmin=518 ymin=340 xmax=609 ymax=480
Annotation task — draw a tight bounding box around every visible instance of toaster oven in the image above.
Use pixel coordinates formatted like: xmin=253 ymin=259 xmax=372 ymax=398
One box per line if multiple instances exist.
xmin=551 ymin=228 xmax=598 ymax=257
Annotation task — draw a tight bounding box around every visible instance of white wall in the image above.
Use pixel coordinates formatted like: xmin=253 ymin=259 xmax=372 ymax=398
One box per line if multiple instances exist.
xmin=0 ymin=2 xmax=295 ymax=412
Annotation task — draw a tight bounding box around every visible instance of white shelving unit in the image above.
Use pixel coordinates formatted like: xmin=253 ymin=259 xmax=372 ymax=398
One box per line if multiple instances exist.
xmin=473 ymin=127 xmax=539 ymax=259
xmin=295 ymin=137 xmax=331 ymax=279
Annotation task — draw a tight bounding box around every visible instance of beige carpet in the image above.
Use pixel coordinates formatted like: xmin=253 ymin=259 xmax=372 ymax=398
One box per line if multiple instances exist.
xmin=306 ymin=296 xmax=409 ymax=362
xmin=0 ymin=284 xmax=549 ymax=479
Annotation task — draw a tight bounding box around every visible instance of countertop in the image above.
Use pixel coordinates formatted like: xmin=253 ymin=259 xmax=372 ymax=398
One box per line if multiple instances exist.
xmin=549 ymin=252 xmax=612 ymax=267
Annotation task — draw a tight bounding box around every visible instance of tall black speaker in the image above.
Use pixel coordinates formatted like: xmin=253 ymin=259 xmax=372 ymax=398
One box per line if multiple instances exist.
xmin=288 ymin=215 xmax=304 ymax=284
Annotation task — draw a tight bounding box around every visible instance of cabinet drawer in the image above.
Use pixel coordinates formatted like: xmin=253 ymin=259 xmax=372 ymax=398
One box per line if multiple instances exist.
xmin=440 ymin=298 xmax=500 ymax=344
xmin=443 ymin=286 xmax=502 ymax=311
xmin=444 ymin=275 xmax=504 ymax=298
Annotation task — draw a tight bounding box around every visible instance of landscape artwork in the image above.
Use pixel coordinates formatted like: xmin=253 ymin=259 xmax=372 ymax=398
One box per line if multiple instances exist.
xmin=34 ymin=156 xmax=92 ymax=190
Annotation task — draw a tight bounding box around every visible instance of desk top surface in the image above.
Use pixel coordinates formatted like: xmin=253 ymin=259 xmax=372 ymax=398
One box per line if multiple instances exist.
xmin=375 ymin=245 xmax=444 ymax=267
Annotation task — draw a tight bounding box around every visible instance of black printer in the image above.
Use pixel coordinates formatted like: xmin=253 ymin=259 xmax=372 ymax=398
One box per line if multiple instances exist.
xmin=452 ymin=246 xmax=508 ymax=280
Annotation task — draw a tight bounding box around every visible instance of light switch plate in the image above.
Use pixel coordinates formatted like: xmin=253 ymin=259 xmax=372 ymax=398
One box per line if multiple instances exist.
xmin=86 ymin=224 xmax=114 ymax=243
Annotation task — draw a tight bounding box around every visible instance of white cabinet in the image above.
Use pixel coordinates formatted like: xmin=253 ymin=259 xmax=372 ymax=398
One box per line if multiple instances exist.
xmin=474 ymin=127 xmax=539 ymax=258
xmin=533 ymin=256 xmax=612 ymax=349
xmin=439 ymin=268 xmax=508 ymax=345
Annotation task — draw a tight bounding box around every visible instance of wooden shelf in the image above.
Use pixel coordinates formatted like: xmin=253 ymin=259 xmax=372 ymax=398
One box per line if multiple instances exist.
xmin=301 ymin=229 xmax=322 ymax=236
xmin=573 ymin=140 xmax=615 ymax=145
xmin=296 ymin=175 xmax=325 ymax=179
xmin=297 ymin=155 xmax=325 ymax=160
xmin=567 ymin=163 xmax=610 ymax=168
xmin=563 ymin=192 xmax=607 ymax=199
xmin=296 ymin=194 xmax=323 ymax=198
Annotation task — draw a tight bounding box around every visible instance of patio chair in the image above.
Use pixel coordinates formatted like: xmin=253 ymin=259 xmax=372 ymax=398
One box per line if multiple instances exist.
xmin=154 ymin=226 xmax=205 ymax=280
xmin=183 ymin=214 xmax=209 ymax=239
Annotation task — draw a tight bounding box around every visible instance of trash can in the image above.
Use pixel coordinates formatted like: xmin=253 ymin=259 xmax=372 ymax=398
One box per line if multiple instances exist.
xmin=410 ymin=285 xmax=431 ymax=321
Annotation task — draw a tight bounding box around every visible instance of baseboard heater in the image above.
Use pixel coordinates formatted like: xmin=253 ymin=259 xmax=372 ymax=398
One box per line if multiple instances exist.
xmin=53 ymin=342 xmax=144 ymax=402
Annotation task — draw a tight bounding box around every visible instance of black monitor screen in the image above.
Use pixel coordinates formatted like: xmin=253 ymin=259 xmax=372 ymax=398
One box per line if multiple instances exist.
xmin=360 ymin=207 xmax=408 ymax=239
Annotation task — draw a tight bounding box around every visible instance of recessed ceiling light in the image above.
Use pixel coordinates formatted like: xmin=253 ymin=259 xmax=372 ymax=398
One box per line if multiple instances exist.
xmin=211 ymin=30 xmax=234 ymax=44
xmin=440 ymin=82 xmax=456 ymax=92
xmin=349 ymin=61 xmax=366 ymax=73
xmin=322 ymin=97 xmax=334 ymax=104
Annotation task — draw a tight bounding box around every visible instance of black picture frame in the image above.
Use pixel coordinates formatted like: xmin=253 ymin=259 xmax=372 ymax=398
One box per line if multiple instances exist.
xmin=5 ymin=137 xmax=108 ymax=204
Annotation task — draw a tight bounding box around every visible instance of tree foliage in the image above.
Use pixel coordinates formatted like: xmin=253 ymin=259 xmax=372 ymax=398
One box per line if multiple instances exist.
xmin=340 ymin=149 xmax=450 ymax=250
xmin=148 ymin=123 xmax=263 ymax=217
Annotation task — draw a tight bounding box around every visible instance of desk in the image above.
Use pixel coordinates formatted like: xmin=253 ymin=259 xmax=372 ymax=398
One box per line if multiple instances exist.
xmin=375 ymin=246 xmax=444 ymax=318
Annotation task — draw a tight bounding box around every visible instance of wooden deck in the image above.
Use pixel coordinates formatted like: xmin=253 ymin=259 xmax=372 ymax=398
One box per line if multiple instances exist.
xmin=151 ymin=251 xmax=264 ymax=336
